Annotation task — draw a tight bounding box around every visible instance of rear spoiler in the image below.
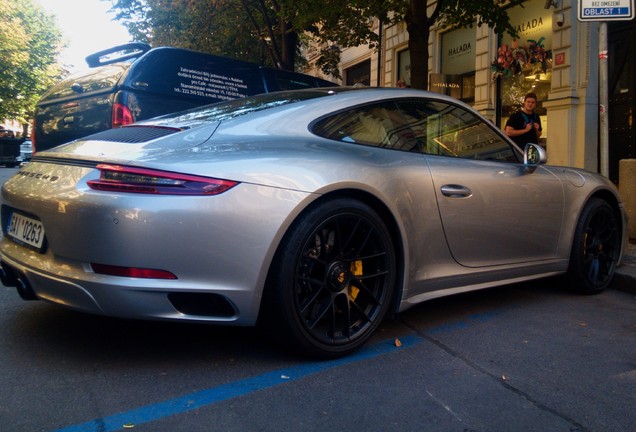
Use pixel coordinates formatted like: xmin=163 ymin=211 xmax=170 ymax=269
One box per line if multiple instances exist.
xmin=85 ymin=42 xmax=151 ymax=68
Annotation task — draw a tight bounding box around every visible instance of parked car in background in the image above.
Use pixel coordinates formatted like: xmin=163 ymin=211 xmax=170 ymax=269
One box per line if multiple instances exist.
xmin=32 ymin=43 xmax=336 ymax=153
xmin=0 ymin=128 xmax=16 ymax=138
xmin=19 ymin=140 xmax=32 ymax=163
xmin=0 ymin=135 xmax=22 ymax=168
xmin=1 ymin=87 xmax=627 ymax=358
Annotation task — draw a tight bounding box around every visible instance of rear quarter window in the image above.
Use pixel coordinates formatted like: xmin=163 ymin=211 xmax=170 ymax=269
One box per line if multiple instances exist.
xmin=312 ymin=101 xmax=421 ymax=152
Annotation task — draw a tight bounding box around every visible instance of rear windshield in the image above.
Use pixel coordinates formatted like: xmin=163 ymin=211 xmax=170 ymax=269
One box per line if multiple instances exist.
xmin=39 ymin=63 xmax=130 ymax=102
xmin=147 ymin=89 xmax=334 ymax=126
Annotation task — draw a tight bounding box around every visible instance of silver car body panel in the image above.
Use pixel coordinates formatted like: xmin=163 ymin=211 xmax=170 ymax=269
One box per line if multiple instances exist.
xmin=0 ymin=87 xmax=627 ymax=324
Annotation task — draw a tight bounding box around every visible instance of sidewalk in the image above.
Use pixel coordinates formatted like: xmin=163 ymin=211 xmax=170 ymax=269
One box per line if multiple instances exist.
xmin=614 ymin=240 xmax=636 ymax=294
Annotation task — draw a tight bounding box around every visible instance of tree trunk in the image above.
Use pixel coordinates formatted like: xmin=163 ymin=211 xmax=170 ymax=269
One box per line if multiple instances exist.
xmin=405 ymin=0 xmax=432 ymax=90
xmin=280 ymin=23 xmax=297 ymax=71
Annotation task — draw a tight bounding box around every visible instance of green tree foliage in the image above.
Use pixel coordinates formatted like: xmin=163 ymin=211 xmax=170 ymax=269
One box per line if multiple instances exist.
xmin=0 ymin=0 xmax=64 ymax=123
xmin=108 ymin=0 xmax=388 ymax=73
xmin=303 ymin=0 xmax=524 ymax=87
xmin=109 ymin=0 xmax=289 ymax=67
xmin=108 ymin=0 xmax=523 ymax=89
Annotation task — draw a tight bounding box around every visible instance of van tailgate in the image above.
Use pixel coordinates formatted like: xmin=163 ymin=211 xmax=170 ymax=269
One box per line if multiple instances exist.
xmin=34 ymin=92 xmax=113 ymax=153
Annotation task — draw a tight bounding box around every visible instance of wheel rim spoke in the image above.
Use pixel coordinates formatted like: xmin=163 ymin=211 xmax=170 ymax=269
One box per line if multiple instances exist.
xmin=306 ymin=294 xmax=335 ymax=330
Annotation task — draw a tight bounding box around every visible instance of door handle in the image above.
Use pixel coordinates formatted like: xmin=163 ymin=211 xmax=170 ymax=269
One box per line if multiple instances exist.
xmin=440 ymin=184 xmax=472 ymax=198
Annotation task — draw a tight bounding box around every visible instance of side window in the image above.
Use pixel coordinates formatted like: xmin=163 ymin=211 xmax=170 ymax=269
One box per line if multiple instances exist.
xmin=312 ymin=102 xmax=420 ymax=152
xmin=396 ymin=100 xmax=519 ymax=162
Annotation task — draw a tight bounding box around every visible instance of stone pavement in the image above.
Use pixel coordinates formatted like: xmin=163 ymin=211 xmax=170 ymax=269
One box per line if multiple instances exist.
xmin=615 ymin=240 xmax=636 ymax=294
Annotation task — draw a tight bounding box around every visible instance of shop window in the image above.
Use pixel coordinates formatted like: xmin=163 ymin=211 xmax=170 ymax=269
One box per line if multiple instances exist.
xmin=435 ymin=26 xmax=476 ymax=103
xmin=495 ymin=0 xmax=553 ymax=147
xmin=345 ymin=60 xmax=371 ymax=86
xmin=397 ymin=49 xmax=411 ymax=87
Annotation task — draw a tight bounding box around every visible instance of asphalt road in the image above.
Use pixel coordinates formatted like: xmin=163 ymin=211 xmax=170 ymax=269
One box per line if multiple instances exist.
xmin=1 ymin=166 xmax=635 ymax=432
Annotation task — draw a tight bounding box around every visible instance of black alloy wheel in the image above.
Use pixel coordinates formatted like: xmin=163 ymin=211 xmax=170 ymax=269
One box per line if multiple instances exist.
xmin=567 ymin=198 xmax=621 ymax=294
xmin=263 ymin=198 xmax=396 ymax=358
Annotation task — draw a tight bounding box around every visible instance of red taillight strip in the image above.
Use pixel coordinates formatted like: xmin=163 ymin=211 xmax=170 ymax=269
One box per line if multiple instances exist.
xmin=87 ymin=164 xmax=239 ymax=195
xmin=91 ymin=263 xmax=177 ymax=279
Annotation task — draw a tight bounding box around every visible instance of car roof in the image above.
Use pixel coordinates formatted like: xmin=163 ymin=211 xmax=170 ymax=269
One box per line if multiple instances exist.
xmin=139 ymin=86 xmax=471 ymax=129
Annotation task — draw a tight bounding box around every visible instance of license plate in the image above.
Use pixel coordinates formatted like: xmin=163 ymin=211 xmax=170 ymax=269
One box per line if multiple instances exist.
xmin=6 ymin=211 xmax=46 ymax=251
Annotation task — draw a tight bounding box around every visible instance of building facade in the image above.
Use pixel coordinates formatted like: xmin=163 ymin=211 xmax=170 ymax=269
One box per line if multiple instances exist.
xmin=305 ymin=0 xmax=636 ymax=185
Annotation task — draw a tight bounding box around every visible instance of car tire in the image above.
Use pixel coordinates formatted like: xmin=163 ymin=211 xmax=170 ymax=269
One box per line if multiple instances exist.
xmin=566 ymin=198 xmax=621 ymax=294
xmin=261 ymin=198 xmax=396 ymax=358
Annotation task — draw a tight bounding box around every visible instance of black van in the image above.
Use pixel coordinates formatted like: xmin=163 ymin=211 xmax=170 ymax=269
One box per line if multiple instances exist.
xmin=33 ymin=43 xmax=336 ymax=152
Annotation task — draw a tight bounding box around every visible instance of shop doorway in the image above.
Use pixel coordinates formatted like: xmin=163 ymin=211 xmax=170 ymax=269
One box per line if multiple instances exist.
xmin=608 ymin=21 xmax=636 ymax=184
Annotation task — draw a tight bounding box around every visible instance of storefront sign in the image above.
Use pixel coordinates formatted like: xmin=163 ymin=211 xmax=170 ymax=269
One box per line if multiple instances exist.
xmin=501 ymin=0 xmax=552 ymax=50
xmin=429 ymin=73 xmax=475 ymax=102
xmin=441 ymin=27 xmax=476 ymax=75
xmin=578 ymin=0 xmax=634 ymax=20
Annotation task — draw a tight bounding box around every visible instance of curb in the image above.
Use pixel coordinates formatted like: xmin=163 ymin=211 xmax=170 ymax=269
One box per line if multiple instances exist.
xmin=614 ymin=264 xmax=636 ymax=295
xmin=613 ymin=240 xmax=636 ymax=295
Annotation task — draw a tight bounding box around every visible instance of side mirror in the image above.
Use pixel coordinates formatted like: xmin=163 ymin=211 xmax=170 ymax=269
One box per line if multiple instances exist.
xmin=523 ymin=143 xmax=547 ymax=173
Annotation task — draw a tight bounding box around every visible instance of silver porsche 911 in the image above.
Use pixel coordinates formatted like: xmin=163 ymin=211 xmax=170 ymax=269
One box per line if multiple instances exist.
xmin=0 ymin=87 xmax=627 ymax=358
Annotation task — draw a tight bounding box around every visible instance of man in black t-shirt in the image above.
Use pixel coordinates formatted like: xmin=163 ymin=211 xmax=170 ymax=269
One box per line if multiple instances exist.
xmin=504 ymin=92 xmax=542 ymax=150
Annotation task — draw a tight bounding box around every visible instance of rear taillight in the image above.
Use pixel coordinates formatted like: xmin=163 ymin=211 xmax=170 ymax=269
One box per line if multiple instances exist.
xmin=87 ymin=164 xmax=239 ymax=195
xmin=112 ymin=103 xmax=134 ymax=128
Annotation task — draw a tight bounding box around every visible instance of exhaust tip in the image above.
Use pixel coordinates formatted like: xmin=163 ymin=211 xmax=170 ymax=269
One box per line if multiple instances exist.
xmin=168 ymin=292 xmax=236 ymax=318
xmin=15 ymin=275 xmax=38 ymax=301
xmin=0 ymin=262 xmax=17 ymax=287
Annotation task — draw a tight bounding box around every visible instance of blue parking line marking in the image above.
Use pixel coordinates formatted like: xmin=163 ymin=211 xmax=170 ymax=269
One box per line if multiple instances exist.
xmin=53 ymin=308 xmax=502 ymax=432
xmin=53 ymin=335 xmax=424 ymax=432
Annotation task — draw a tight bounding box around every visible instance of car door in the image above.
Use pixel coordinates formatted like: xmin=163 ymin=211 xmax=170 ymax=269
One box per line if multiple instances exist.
xmin=396 ymin=99 xmax=564 ymax=268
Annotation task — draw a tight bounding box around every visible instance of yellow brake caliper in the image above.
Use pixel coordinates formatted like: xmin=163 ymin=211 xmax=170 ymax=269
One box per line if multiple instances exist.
xmin=348 ymin=260 xmax=363 ymax=301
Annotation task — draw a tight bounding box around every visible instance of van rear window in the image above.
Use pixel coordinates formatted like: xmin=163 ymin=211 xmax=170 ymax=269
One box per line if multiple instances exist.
xmin=124 ymin=48 xmax=266 ymax=103
xmin=270 ymin=70 xmax=322 ymax=90
xmin=40 ymin=64 xmax=129 ymax=101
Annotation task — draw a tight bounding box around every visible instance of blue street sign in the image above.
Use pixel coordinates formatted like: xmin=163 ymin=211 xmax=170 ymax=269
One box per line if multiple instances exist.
xmin=578 ymin=0 xmax=634 ymax=21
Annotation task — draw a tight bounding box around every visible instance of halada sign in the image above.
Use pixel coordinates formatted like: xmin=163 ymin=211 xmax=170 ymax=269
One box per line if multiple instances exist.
xmin=513 ymin=17 xmax=545 ymax=34
xmin=441 ymin=27 xmax=476 ymax=75
xmin=447 ymin=43 xmax=472 ymax=59
xmin=501 ymin=1 xmax=552 ymax=49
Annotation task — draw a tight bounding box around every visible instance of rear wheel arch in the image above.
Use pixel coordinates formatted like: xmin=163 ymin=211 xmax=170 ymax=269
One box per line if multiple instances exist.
xmin=268 ymin=190 xmax=405 ymax=307
xmin=258 ymin=190 xmax=404 ymax=357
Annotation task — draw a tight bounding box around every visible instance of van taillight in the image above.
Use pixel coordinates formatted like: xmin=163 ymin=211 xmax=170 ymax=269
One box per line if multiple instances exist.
xmin=112 ymin=103 xmax=134 ymax=128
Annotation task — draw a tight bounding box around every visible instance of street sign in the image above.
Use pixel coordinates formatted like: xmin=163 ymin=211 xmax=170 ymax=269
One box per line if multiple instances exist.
xmin=579 ymin=0 xmax=635 ymax=21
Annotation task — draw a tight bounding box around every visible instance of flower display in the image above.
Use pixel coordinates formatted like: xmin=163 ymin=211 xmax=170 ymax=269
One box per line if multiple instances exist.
xmin=492 ymin=37 xmax=552 ymax=79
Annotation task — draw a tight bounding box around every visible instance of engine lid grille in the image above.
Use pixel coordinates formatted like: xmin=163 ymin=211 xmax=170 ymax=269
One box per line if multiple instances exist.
xmin=83 ymin=126 xmax=181 ymax=143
